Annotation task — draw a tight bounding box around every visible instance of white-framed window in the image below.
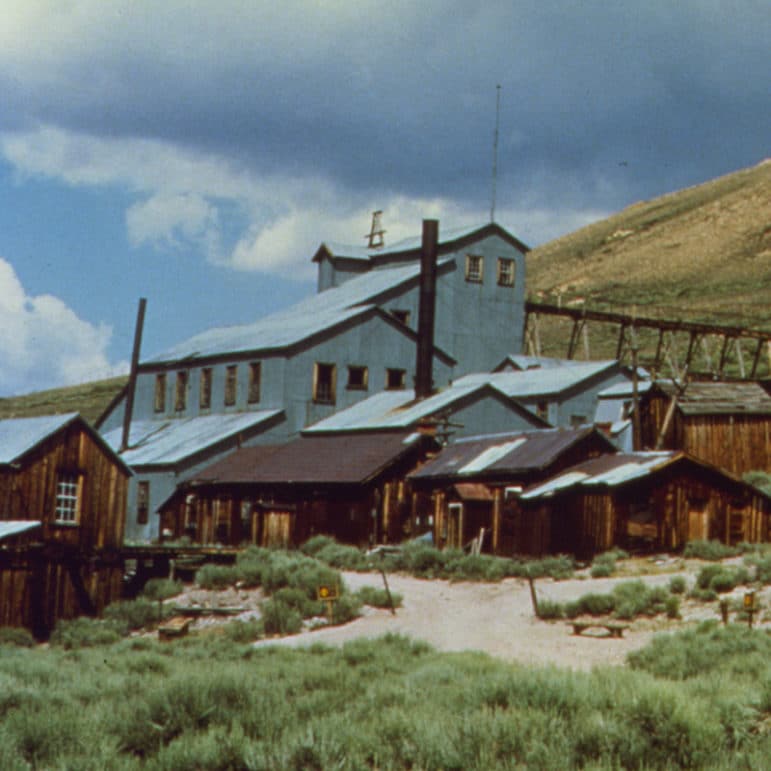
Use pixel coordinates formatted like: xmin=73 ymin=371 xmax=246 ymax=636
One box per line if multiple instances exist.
xmin=497 ymin=258 xmax=516 ymax=287
xmin=465 ymin=254 xmax=484 ymax=283
xmin=55 ymin=473 xmax=81 ymax=524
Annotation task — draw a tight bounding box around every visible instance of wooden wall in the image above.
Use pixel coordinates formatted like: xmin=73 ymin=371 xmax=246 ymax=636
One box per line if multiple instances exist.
xmin=0 ymin=420 xmax=128 ymax=550
xmin=640 ymin=394 xmax=771 ymax=475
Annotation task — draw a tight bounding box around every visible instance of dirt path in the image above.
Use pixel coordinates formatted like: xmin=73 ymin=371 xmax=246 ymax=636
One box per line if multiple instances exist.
xmin=253 ymin=570 xmax=693 ymax=670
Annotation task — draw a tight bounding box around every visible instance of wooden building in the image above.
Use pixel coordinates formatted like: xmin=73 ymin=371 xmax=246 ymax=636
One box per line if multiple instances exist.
xmin=520 ymin=452 xmax=771 ymax=559
xmin=159 ymin=432 xmax=439 ymax=548
xmin=408 ymin=427 xmax=617 ymax=555
xmin=637 ymin=381 xmax=771 ymax=476
xmin=0 ymin=413 xmax=130 ymax=637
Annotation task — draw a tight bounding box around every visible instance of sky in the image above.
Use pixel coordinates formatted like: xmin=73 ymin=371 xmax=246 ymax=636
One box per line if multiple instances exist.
xmin=0 ymin=1 xmax=768 ymax=397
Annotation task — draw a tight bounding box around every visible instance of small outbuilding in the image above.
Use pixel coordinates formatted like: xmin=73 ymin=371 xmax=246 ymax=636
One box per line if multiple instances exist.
xmin=0 ymin=413 xmax=131 ymax=637
xmin=520 ymin=451 xmax=771 ymax=559
xmin=159 ymin=431 xmax=439 ymax=548
xmin=637 ymin=381 xmax=771 ymax=475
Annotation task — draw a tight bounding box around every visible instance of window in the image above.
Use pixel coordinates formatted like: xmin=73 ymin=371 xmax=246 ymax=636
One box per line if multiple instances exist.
xmin=536 ymin=401 xmax=549 ymax=422
xmin=154 ymin=373 xmax=166 ymax=412
xmin=55 ymin=473 xmax=80 ymax=524
xmin=347 ymin=365 xmax=368 ymax=390
xmin=137 ymin=481 xmax=150 ymax=526
xmin=174 ymin=370 xmax=188 ymax=411
xmin=465 ymin=254 xmax=484 ymax=283
xmin=313 ymin=362 xmax=336 ymax=404
xmin=570 ymin=414 xmax=587 ymax=428
xmin=386 ymin=368 xmax=406 ymax=390
xmin=497 ymin=258 xmax=516 ymax=287
xmin=199 ymin=368 xmax=212 ymax=409
xmin=248 ymin=362 xmax=261 ymax=404
xmin=224 ymin=365 xmax=238 ymax=406
xmin=390 ymin=309 xmax=410 ymax=325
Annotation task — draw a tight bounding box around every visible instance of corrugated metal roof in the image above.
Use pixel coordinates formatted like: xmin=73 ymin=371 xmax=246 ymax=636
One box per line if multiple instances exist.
xmin=0 ymin=413 xmax=78 ymax=464
xmin=304 ymin=382 xmax=543 ymax=433
xmin=453 ymin=483 xmax=494 ymax=501
xmin=319 ymin=224 xmax=500 ymax=262
xmin=188 ymin=431 xmax=430 ymax=486
xmin=102 ymin=411 xmax=283 ymax=466
xmin=411 ymin=427 xmax=615 ymax=480
xmin=454 ymin=360 xmax=623 ymax=398
xmin=597 ymin=380 xmax=652 ymax=398
xmin=495 ymin=354 xmax=588 ymax=371
xmin=458 ymin=439 xmax=526 ymax=474
xmin=654 ymin=381 xmax=771 ymax=415
xmin=0 ymin=520 xmax=42 ymax=541
xmin=520 ymin=452 xmax=677 ymax=499
xmin=147 ymin=257 xmax=454 ymax=363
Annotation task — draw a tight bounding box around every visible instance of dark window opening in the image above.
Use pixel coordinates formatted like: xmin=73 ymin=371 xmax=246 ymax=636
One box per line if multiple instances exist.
xmin=248 ymin=362 xmax=261 ymax=403
xmin=497 ymin=258 xmax=515 ymax=287
xmin=465 ymin=254 xmax=483 ymax=283
xmin=137 ymin=481 xmax=150 ymax=526
xmin=313 ymin=362 xmax=336 ymax=404
xmin=390 ymin=309 xmax=410 ymax=325
xmin=386 ymin=368 xmax=407 ymax=390
xmin=347 ymin=365 xmax=368 ymax=390
xmin=154 ymin=373 xmax=166 ymax=413
xmin=224 ymin=365 xmax=238 ymax=406
xmin=200 ymin=368 xmax=212 ymax=409
xmin=175 ymin=370 xmax=188 ymax=411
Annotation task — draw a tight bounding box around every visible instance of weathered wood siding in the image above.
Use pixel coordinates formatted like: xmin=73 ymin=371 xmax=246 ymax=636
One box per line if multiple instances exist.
xmin=640 ymin=393 xmax=771 ymax=475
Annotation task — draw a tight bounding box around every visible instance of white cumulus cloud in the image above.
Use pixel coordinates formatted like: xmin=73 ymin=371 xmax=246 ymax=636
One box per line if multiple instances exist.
xmin=0 ymin=258 xmax=127 ymax=396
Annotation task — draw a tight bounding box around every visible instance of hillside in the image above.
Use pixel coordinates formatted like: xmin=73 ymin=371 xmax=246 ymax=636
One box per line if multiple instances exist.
xmin=0 ymin=376 xmax=127 ymax=425
xmin=527 ymin=159 xmax=771 ymax=331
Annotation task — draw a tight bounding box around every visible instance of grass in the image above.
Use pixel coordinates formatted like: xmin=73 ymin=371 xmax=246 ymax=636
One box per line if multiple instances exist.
xmin=2 ymin=628 xmax=771 ymax=768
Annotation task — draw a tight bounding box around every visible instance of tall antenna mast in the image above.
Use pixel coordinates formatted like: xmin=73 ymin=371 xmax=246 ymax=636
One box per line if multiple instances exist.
xmin=490 ymin=84 xmax=501 ymax=223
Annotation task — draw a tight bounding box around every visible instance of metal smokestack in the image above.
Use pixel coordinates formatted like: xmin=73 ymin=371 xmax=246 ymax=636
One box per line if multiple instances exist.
xmin=121 ymin=297 xmax=146 ymax=452
xmin=415 ymin=219 xmax=438 ymax=399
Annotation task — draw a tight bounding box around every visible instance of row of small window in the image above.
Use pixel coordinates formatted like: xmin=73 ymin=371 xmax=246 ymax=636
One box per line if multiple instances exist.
xmin=313 ymin=363 xmax=406 ymax=405
xmin=465 ymin=255 xmax=516 ymax=286
xmin=154 ymin=362 xmax=262 ymax=413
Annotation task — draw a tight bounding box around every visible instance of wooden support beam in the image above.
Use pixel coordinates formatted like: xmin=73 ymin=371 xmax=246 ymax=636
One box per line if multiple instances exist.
xmin=735 ymin=338 xmax=746 ymax=379
xmin=750 ymin=338 xmax=764 ymax=379
xmin=718 ymin=334 xmax=732 ymax=376
xmin=653 ymin=329 xmax=666 ymax=375
xmin=567 ymin=318 xmax=583 ymax=359
xmin=684 ymin=331 xmax=699 ymax=374
xmin=616 ymin=323 xmax=628 ymax=360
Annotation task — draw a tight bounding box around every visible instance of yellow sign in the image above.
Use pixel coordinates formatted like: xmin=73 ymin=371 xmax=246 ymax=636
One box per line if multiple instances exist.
xmin=317 ymin=584 xmax=339 ymax=601
xmin=744 ymin=591 xmax=756 ymax=610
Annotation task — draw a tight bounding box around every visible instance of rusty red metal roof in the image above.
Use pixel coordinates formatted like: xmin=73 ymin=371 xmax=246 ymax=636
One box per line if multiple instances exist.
xmin=410 ymin=427 xmax=616 ymax=481
xmin=187 ymin=431 xmax=435 ymax=487
xmin=453 ymin=483 xmax=494 ymax=501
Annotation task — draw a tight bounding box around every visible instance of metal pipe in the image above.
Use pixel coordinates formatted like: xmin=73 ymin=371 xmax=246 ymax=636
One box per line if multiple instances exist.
xmin=415 ymin=220 xmax=438 ymax=399
xmin=121 ymin=298 xmax=147 ymax=452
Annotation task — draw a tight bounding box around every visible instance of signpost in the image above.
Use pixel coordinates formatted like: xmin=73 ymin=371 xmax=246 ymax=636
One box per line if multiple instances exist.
xmin=317 ymin=584 xmax=339 ymax=622
xmin=743 ymin=591 xmax=757 ymax=629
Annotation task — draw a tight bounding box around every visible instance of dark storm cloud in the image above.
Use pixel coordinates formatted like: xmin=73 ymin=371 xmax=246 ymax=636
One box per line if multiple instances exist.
xmin=1 ymin=1 xmax=768 ymax=212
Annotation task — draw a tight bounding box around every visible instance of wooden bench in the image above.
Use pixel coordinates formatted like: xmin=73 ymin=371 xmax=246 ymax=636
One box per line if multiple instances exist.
xmin=158 ymin=616 xmax=192 ymax=641
xmin=570 ymin=621 xmax=629 ymax=638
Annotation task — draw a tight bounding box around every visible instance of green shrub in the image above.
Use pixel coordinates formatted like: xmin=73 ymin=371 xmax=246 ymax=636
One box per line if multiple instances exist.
xmin=590 ymin=560 xmax=614 ymax=578
xmin=745 ymin=553 xmax=771 ymax=584
xmin=535 ymin=600 xmax=565 ymax=620
xmin=331 ymin=594 xmax=362 ymax=625
xmin=260 ymin=598 xmax=303 ymax=636
xmin=696 ymin=564 xmax=749 ymax=594
xmin=510 ymin=554 xmax=575 ymax=580
xmin=668 ymin=575 xmax=687 ymax=594
xmin=223 ymin=618 xmax=263 ymax=643
xmin=195 ymin=563 xmax=241 ymax=590
xmin=357 ymin=585 xmax=403 ymax=609
xmin=665 ymin=595 xmax=681 ymax=619
xmin=299 ymin=534 xmax=338 ymax=557
xmin=446 ymin=552 xmax=507 ymax=581
xmin=271 ymin=586 xmax=322 ymax=618
xmin=103 ymin=597 xmax=170 ymax=631
xmin=141 ymin=577 xmax=184 ymax=601
xmin=743 ymin=470 xmax=771 ymax=496
xmin=314 ymin=542 xmax=371 ymax=571
xmin=0 ymin=626 xmax=36 ymax=647
xmin=49 ymin=617 xmax=124 ymax=648
xmin=689 ymin=586 xmax=719 ymax=602
xmin=579 ymin=592 xmax=616 ymax=616
xmin=684 ymin=539 xmax=741 ymax=561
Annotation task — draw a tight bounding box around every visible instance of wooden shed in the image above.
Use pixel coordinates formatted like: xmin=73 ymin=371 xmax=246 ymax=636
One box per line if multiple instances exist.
xmin=0 ymin=413 xmax=130 ymax=637
xmin=637 ymin=381 xmax=771 ymax=476
xmin=520 ymin=452 xmax=771 ymax=559
xmin=408 ymin=427 xmax=617 ymax=555
xmin=159 ymin=432 xmax=439 ymax=548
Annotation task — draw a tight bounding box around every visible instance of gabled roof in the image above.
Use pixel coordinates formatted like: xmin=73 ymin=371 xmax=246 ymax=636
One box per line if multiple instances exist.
xmin=454 ymin=360 xmax=625 ymax=399
xmin=520 ymin=451 xmax=771 ymax=501
xmin=410 ymin=427 xmax=617 ymax=481
xmin=145 ymin=258 xmax=455 ymax=365
xmin=303 ymin=382 xmax=547 ymax=434
xmin=101 ymin=411 xmax=283 ymax=468
xmin=650 ymin=381 xmax=771 ymax=416
xmin=493 ymin=354 xmax=588 ymax=372
xmin=0 ymin=413 xmax=132 ymax=475
xmin=186 ymin=431 xmax=435 ymax=487
xmin=313 ymin=222 xmax=529 ymax=265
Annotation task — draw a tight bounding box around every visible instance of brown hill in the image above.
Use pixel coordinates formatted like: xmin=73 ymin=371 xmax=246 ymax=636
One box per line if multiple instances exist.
xmin=527 ymin=159 xmax=771 ymax=331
